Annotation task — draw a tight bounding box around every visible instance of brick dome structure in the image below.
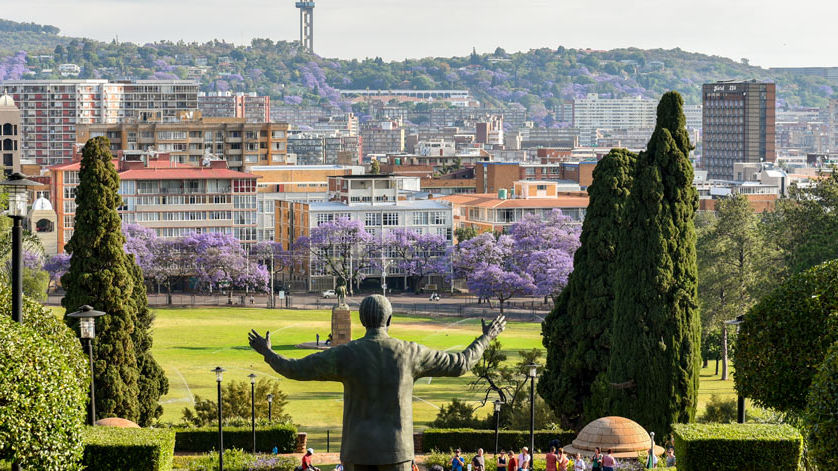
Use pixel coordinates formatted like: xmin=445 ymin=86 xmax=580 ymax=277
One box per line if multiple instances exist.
xmin=564 ymin=416 xmax=664 ymax=458
xmin=95 ymin=417 xmax=140 ymax=428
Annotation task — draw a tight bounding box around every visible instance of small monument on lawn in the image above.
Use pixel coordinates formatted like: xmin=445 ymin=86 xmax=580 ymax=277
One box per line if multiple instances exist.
xmin=331 ymin=279 xmax=351 ymax=346
xmin=249 ymin=295 xmax=506 ymax=471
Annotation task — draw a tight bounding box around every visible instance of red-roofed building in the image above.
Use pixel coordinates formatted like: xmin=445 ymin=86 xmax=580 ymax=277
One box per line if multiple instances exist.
xmin=50 ymin=153 xmax=258 ymax=252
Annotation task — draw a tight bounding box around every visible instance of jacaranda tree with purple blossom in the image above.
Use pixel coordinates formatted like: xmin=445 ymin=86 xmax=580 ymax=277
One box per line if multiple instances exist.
xmin=44 ymin=253 xmax=71 ymax=292
xmin=383 ymin=228 xmax=450 ymax=293
xmin=298 ymin=217 xmax=378 ymax=295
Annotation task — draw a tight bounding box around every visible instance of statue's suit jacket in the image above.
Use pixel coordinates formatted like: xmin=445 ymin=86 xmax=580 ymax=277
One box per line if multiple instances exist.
xmin=262 ymin=328 xmax=491 ymax=465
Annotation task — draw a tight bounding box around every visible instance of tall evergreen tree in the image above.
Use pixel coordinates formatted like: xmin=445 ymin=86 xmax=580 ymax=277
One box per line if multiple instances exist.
xmin=607 ymin=92 xmax=701 ymax=436
xmin=61 ymin=137 xmax=142 ymax=422
xmin=539 ymin=148 xmax=636 ymax=430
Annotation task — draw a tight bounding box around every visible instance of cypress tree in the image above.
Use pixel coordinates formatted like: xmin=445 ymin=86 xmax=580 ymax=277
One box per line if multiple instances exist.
xmin=607 ymin=92 xmax=701 ymax=436
xmin=130 ymin=261 xmax=169 ymax=426
xmin=539 ymin=148 xmax=636 ymax=430
xmin=61 ymin=137 xmax=142 ymax=422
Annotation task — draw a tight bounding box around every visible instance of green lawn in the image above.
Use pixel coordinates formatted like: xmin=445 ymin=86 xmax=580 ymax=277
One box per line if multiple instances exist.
xmin=151 ymin=306 xmax=543 ymax=431
xmin=51 ymin=305 xmax=738 ymax=436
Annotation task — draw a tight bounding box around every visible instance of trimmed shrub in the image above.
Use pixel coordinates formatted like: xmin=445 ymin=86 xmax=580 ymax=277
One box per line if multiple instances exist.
xmin=173 ymin=449 xmax=297 ymax=471
xmin=672 ymin=423 xmax=802 ymax=471
xmin=422 ymin=429 xmax=576 ymax=454
xmin=0 ymin=294 xmax=89 ymax=471
xmin=174 ymin=424 xmax=297 ymax=453
xmin=806 ymin=341 xmax=838 ymax=470
xmin=734 ymin=259 xmax=838 ymax=413
xmin=426 ymin=450 xmax=548 ymax=471
xmin=81 ymin=426 xmax=175 ymax=471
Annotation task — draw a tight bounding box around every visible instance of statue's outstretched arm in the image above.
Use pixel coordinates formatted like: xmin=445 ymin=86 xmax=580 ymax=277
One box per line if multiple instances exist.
xmin=249 ymin=329 xmax=341 ymax=381
xmin=414 ymin=314 xmax=506 ymax=378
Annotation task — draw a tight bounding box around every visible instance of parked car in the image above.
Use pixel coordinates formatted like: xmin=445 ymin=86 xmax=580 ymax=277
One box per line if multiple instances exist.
xmin=322 ymin=289 xmax=336 ymax=299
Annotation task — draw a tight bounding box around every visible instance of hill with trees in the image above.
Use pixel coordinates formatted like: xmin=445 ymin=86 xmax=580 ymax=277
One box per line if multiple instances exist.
xmin=0 ymin=18 xmax=834 ymax=126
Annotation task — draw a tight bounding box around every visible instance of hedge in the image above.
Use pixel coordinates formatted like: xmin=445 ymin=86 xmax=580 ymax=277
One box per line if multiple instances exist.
xmin=806 ymin=341 xmax=838 ymax=470
xmin=81 ymin=426 xmax=175 ymax=471
xmin=423 ymin=429 xmax=576 ymax=453
xmin=174 ymin=424 xmax=297 ymax=453
xmin=672 ymin=423 xmax=802 ymax=471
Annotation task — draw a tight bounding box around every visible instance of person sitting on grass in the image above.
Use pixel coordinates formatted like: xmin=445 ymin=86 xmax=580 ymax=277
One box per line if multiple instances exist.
xmin=302 ymin=448 xmax=320 ymax=471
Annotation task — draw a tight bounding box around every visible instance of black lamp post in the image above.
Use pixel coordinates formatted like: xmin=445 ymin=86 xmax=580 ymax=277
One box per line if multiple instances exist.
xmin=526 ymin=363 xmax=539 ymax=453
xmin=67 ymin=305 xmax=107 ymax=426
xmin=267 ymin=393 xmax=274 ymax=423
xmin=213 ymin=366 xmax=225 ymax=471
xmin=249 ymin=373 xmax=257 ymax=454
xmin=493 ymin=400 xmax=502 ymax=457
xmin=725 ymin=315 xmax=745 ymax=423
xmin=1 ymin=172 xmax=39 ymax=323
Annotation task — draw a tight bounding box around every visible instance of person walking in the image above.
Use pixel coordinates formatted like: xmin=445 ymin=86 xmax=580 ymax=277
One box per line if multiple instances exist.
xmin=546 ymin=447 xmax=558 ymax=471
xmin=472 ymin=449 xmax=486 ymax=471
xmin=497 ymin=450 xmax=508 ymax=471
xmin=601 ymin=449 xmax=616 ymax=471
xmin=518 ymin=447 xmax=531 ymax=471
xmin=557 ymin=448 xmax=569 ymax=471
xmin=573 ymin=454 xmax=585 ymax=471
xmin=591 ymin=447 xmax=603 ymax=471
xmin=506 ymin=450 xmax=518 ymax=471
xmin=451 ymin=449 xmax=465 ymax=471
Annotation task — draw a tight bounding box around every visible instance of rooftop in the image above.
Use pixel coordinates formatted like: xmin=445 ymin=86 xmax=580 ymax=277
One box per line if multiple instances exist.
xmin=308 ymin=200 xmax=451 ymax=211
xmin=441 ymin=192 xmax=589 ymax=209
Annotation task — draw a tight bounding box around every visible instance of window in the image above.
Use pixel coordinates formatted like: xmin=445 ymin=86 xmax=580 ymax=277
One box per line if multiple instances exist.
xmin=233 ymin=195 xmax=256 ymax=209
xmin=63 ymin=200 xmax=76 ymax=214
xmin=382 ymin=212 xmax=399 ymax=226
xmin=316 ymin=213 xmax=334 ymax=225
xmin=271 ymin=130 xmax=286 ymax=139
xmin=63 ymin=186 xmax=76 ymax=199
xmin=364 ymin=212 xmax=381 ymax=226
xmin=137 ymin=181 xmax=158 ymax=194
xmin=63 ymin=215 xmax=74 ymax=228
xmin=63 ymin=171 xmax=79 ymax=184
xmin=157 ymin=131 xmax=187 ymax=140
xmin=536 ymin=184 xmax=547 ymax=190
xmin=413 ymin=212 xmax=429 ymax=225
xmin=232 ymin=179 xmax=255 ymax=193
xmin=431 ymin=212 xmax=447 ymax=225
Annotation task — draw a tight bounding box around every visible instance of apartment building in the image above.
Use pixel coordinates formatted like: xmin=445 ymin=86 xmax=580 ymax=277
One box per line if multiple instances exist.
xmin=442 ymin=180 xmax=589 ymax=234
xmin=50 ymin=153 xmax=259 ymax=252
xmin=0 ymin=92 xmax=21 ymax=175
xmin=197 ymin=92 xmax=271 ymax=122
xmin=287 ymin=131 xmax=362 ymax=165
xmin=76 ymin=116 xmax=290 ymax=171
xmin=275 ymin=174 xmax=453 ymax=291
xmin=702 ymin=81 xmax=776 ymax=180
xmin=3 ymin=79 xmax=199 ymax=165
xmin=474 ymin=161 xmax=596 ymax=194
xmin=360 ymin=120 xmax=404 ymax=158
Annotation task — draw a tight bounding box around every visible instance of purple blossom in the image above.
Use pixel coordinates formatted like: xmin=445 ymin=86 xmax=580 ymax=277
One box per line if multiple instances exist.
xmin=152 ymin=71 xmax=179 ymax=80
xmin=44 ymin=253 xmax=71 ymax=283
xmin=23 ymin=250 xmax=43 ymax=270
xmin=283 ymin=95 xmax=303 ymax=105
xmin=123 ymin=223 xmax=158 ymax=274
xmin=383 ymin=228 xmax=450 ymax=293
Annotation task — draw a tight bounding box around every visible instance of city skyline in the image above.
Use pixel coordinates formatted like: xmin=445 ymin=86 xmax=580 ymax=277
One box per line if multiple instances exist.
xmin=0 ymin=0 xmax=835 ymax=68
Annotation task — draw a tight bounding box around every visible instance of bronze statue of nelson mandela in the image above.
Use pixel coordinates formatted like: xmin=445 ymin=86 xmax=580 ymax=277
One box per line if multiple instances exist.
xmin=248 ymin=294 xmax=506 ymax=471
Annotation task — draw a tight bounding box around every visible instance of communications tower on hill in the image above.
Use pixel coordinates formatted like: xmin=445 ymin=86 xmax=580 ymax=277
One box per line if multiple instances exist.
xmin=295 ymin=1 xmax=315 ymax=53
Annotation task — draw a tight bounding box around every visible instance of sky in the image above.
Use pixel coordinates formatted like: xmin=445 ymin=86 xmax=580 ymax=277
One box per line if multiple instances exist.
xmin=1 ymin=0 xmax=835 ymax=68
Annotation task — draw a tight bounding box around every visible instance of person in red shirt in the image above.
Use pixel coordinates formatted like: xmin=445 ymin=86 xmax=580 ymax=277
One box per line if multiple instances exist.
xmin=507 ymin=450 xmax=518 ymax=471
xmin=301 ymin=448 xmax=320 ymax=471
xmin=546 ymin=447 xmax=558 ymax=471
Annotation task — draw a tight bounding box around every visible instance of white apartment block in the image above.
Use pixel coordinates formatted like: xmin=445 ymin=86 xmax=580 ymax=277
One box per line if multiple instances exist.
xmin=3 ymin=79 xmax=199 ymax=165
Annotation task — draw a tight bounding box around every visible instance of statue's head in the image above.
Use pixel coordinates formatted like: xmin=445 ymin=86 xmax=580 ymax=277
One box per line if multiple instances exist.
xmin=359 ymin=294 xmax=392 ymax=329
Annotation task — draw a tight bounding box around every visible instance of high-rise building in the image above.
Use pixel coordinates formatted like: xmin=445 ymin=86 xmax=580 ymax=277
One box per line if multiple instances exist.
xmin=197 ymin=92 xmax=271 ymax=123
xmin=360 ymin=120 xmax=404 ymax=158
xmin=76 ymin=116 xmax=290 ymax=172
xmin=702 ymin=81 xmax=776 ymax=180
xmin=3 ymin=79 xmax=199 ymax=165
xmin=0 ymin=92 xmax=21 ymax=176
xmin=572 ymin=94 xmax=658 ymax=145
xmin=287 ymin=131 xmax=362 ymax=165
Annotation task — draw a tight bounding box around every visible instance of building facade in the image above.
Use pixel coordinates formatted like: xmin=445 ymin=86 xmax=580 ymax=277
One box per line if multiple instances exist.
xmin=76 ymin=116 xmax=289 ymax=171
xmin=702 ymin=80 xmax=776 ymax=180
xmin=3 ymin=79 xmax=199 ymax=165
xmin=50 ymin=154 xmax=259 ymax=252
xmin=287 ymin=131 xmax=362 ymax=165
xmin=197 ymin=92 xmax=271 ymax=122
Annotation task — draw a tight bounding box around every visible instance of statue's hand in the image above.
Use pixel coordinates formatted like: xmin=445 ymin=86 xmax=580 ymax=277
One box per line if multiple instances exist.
xmin=248 ymin=329 xmax=272 ymax=356
xmin=482 ymin=315 xmax=506 ymax=340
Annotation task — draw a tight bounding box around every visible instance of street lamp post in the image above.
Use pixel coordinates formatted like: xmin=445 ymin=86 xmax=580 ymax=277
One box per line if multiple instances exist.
xmin=493 ymin=400 xmax=502 ymax=457
xmin=526 ymin=363 xmax=539 ymax=453
xmin=724 ymin=315 xmax=745 ymax=423
xmin=213 ymin=367 xmax=225 ymax=471
xmin=1 ymin=172 xmax=39 ymax=323
xmin=67 ymin=305 xmax=107 ymax=426
xmin=267 ymin=393 xmax=274 ymax=423
xmin=249 ymin=373 xmax=257 ymax=454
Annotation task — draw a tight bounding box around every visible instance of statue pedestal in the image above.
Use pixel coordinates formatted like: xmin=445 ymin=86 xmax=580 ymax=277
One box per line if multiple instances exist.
xmin=331 ymin=304 xmax=351 ymax=346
